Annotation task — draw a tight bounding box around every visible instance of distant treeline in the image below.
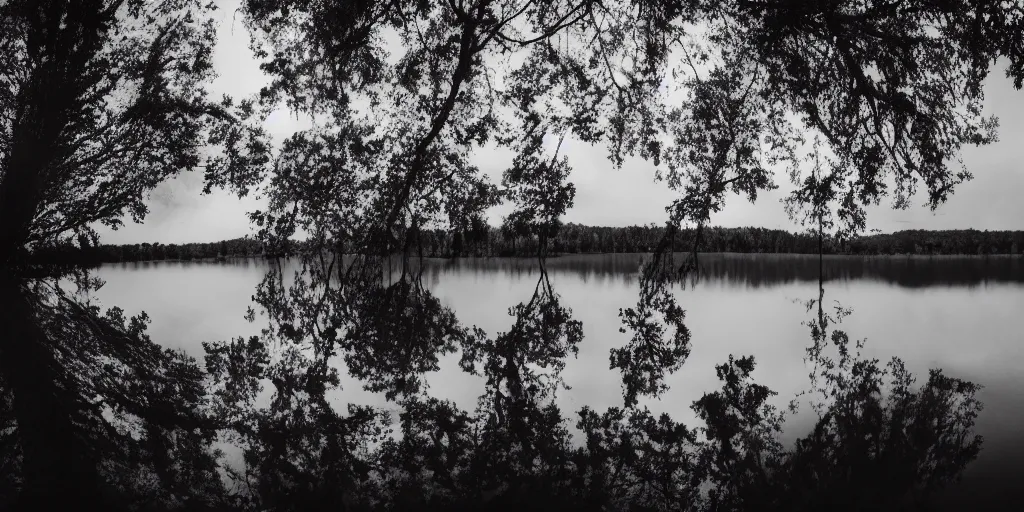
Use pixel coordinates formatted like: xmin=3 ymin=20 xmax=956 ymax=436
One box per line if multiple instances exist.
xmin=26 ymin=226 xmax=1024 ymax=265
xmin=28 ymin=237 xmax=269 ymax=266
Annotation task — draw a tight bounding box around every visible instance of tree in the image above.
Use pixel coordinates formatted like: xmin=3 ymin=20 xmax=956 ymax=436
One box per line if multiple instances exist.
xmin=0 ymin=0 xmax=268 ymax=509
xmin=199 ymin=0 xmax=1022 ymax=509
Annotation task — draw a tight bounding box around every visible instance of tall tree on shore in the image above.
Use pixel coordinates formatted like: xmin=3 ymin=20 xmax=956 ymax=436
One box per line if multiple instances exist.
xmin=0 ymin=0 xmax=269 ymax=509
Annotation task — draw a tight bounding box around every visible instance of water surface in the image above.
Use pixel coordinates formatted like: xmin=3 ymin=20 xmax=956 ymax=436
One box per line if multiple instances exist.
xmin=93 ymin=253 xmax=1024 ymax=507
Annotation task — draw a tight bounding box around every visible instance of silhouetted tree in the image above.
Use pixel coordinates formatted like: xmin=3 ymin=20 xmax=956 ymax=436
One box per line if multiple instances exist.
xmin=200 ymin=1 xmax=1021 ymax=510
xmin=4 ymin=0 xmax=1017 ymax=509
xmin=0 ymin=0 xmax=268 ymax=509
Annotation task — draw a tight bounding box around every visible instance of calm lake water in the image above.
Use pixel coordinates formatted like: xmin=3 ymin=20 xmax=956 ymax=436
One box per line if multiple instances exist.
xmin=92 ymin=253 xmax=1024 ymax=507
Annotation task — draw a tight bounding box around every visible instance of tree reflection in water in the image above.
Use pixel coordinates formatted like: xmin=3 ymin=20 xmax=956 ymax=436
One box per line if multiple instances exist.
xmin=191 ymin=234 xmax=985 ymax=512
xmin=0 ymin=268 xmax=228 ymax=511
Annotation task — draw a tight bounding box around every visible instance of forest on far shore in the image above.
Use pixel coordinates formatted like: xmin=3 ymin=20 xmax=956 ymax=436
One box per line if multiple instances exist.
xmin=26 ymin=225 xmax=1024 ymax=265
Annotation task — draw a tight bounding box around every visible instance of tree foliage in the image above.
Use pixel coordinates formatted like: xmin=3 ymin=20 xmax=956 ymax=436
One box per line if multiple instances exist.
xmin=0 ymin=0 xmax=267 ymax=509
xmin=3 ymin=0 xmax=1022 ymax=509
xmin=195 ymin=0 xmax=1021 ymax=509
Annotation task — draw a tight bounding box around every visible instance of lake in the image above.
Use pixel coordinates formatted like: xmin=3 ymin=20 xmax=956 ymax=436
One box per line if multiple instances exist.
xmin=91 ymin=253 xmax=1024 ymax=508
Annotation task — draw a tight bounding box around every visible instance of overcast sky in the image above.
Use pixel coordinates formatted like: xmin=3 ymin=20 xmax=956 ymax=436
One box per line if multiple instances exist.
xmin=96 ymin=0 xmax=1024 ymax=245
